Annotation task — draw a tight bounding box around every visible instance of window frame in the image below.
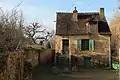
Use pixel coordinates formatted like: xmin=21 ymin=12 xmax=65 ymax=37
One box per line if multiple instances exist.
xmin=86 ymin=21 xmax=97 ymax=34
xmin=90 ymin=24 xmax=97 ymax=33
xmin=77 ymin=39 xmax=95 ymax=51
xmin=81 ymin=39 xmax=89 ymax=50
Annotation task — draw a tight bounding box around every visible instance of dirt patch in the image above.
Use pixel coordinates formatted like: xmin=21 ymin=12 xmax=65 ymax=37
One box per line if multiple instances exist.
xmin=32 ymin=65 xmax=119 ymax=80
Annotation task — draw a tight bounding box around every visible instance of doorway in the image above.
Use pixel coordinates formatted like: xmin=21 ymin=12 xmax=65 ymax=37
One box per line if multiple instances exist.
xmin=62 ymin=39 xmax=69 ymax=54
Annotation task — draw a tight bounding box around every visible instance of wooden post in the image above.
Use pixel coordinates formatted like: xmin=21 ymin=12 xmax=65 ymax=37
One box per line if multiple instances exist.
xmin=118 ymin=33 xmax=120 ymax=71
xmin=119 ymin=48 xmax=120 ymax=64
xmin=52 ymin=50 xmax=55 ymax=66
xmin=38 ymin=50 xmax=40 ymax=64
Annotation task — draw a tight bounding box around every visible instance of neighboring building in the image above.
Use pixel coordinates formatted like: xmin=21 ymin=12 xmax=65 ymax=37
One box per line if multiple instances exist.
xmin=55 ymin=7 xmax=111 ymax=66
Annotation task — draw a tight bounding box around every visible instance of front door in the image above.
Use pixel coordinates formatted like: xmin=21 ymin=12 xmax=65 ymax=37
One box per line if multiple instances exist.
xmin=62 ymin=39 xmax=69 ymax=54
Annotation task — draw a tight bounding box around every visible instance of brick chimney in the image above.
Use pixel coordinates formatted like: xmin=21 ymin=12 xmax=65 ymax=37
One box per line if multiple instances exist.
xmin=99 ymin=8 xmax=104 ymax=16
xmin=72 ymin=7 xmax=78 ymax=21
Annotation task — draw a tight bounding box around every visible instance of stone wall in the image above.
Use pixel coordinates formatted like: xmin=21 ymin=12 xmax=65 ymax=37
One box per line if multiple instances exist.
xmin=40 ymin=49 xmax=53 ymax=64
xmin=0 ymin=51 xmax=25 ymax=80
xmin=55 ymin=34 xmax=110 ymax=55
xmin=24 ymin=48 xmax=40 ymax=67
xmin=0 ymin=47 xmax=54 ymax=80
xmin=55 ymin=34 xmax=111 ymax=67
xmin=24 ymin=47 xmax=54 ymax=66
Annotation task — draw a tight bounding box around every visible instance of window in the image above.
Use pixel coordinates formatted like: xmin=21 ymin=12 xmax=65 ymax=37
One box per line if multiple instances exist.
xmin=90 ymin=24 xmax=96 ymax=33
xmin=77 ymin=39 xmax=95 ymax=51
xmin=81 ymin=39 xmax=89 ymax=50
xmin=86 ymin=22 xmax=97 ymax=33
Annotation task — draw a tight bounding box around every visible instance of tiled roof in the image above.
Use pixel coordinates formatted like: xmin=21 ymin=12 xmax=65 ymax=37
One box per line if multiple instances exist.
xmin=56 ymin=12 xmax=111 ymax=35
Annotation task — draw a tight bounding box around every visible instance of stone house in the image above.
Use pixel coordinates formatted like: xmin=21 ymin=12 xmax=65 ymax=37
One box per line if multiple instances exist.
xmin=55 ymin=7 xmax=111 ymax=66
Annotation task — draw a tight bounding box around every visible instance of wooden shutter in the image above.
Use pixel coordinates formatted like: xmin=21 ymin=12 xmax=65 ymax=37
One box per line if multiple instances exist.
xmin=77 ymin=40 xmax=81 ymax=51
xmin=89 ymin=39 xmax=95 ymax=50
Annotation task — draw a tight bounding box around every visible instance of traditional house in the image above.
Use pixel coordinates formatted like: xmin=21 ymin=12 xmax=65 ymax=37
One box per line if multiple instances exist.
xmin=55 ymin=7 xmax=111 ymax=66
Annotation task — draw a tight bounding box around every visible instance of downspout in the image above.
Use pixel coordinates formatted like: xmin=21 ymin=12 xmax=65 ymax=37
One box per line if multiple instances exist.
xmin=109 ymin=34 xmax=113 ymax=69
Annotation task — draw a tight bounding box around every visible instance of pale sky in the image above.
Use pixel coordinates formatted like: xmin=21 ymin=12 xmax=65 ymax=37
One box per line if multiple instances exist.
xmin=0 ymin=0 xmax=118 ymax=31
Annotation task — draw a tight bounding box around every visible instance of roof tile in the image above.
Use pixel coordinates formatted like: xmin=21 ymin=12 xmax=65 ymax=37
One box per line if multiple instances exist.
xmin=56 ymin=12 xmax=111 ymax=35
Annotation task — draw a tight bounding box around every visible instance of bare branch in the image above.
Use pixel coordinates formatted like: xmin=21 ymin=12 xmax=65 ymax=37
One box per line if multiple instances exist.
xmin=0 ymin=7 xmax=25 ymax=52
xmin=23 ymin=22 xmax=53 ymax=44
xmin=10 ymin=0 xmax=24 ymax=12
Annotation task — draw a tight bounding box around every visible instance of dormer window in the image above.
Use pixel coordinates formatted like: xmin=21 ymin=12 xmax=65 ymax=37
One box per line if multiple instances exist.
xmin=90 ymin=23 xmax=97 ymax=33
xmin=86 ymin=17 xmax=97 ymax=34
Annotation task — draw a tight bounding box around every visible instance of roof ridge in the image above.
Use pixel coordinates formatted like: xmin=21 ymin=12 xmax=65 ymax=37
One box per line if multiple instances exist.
xmin=57 ymin=12 xmax=99 ymax=14
xmin=56 ymin=12 xmax=72 ymax=14
xmin=79 ymin=12 xmax=99 ymax=14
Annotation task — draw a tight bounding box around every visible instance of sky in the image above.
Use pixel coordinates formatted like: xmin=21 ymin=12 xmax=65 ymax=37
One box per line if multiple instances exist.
xmin=0 ymin=0 xmax=118 ymax=31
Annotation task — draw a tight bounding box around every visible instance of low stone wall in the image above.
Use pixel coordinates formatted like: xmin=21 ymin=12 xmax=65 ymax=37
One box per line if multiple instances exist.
xmin=0 ymin=51 xmax=25 ymax=80
xmin=24 ymin=47 xmax=54 ymax=66
xmin=24 ymin=48 xmax=40 ymax=67
xmin=40 ymin=49 xmax=53 ymax=64
xmin=72 ymin=52 xmax=109 ymax=68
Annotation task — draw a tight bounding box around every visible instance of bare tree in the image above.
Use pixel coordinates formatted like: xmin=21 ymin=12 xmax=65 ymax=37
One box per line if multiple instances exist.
xmin=110 ymin=1 xmax=120 ymax=57
xmin=111 ymin=40 xmax=117 ymax=56
xmin=0 ymin=8 xmax=25 ymax=52
xmin=23 ymin=22 xmax=53 ymax=44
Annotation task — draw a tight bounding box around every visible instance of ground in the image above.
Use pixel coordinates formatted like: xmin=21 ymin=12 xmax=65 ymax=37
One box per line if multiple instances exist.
xmin=32 ymin=64 xmax=119 ymax=80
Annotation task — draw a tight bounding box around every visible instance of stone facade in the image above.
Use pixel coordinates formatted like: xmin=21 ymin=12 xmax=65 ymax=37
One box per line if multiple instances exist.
xmin=55 ymin=34 xmax=111 ymax=67
xmin=55 ymin=34 xmax=110 ymax=55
